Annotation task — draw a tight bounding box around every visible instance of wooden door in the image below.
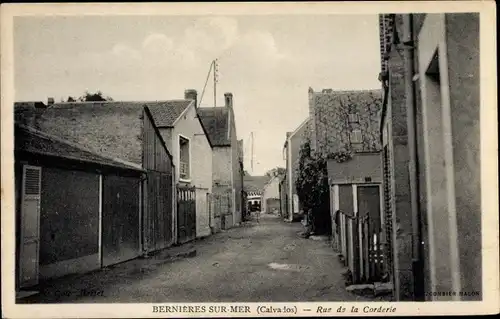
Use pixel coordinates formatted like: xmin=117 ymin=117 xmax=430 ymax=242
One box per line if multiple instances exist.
xmin=19 ymin=165 xmax=42 ymax=288
xmin=357 ymin=185 xmax=382 ymax=282
xmin=102 ymin=174 xmax=141 ymax=267
xmin=177 ymin=186 xmax=196 ymax=244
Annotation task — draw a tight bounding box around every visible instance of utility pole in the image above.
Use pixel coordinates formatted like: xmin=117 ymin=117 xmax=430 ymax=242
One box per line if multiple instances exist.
xmin=213 ymin=59 xmax=219 ymax=108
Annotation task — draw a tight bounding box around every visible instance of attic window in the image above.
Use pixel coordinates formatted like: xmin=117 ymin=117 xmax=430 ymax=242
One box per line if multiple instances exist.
xmin=348 ymin=113 xmax=359 ymax=123
xmin=349 ymin=129 xmax=363 ymax=144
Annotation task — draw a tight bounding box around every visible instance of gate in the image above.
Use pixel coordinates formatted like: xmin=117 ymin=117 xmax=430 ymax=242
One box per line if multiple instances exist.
xmin=208 ymin=191 xmax=232 ymax=232
xmin=360 ymin=215 xmax=384 ymax=283
xmin=144 ymin=171 xmax=174 ymax=253
xmin=195 ymin=187 xmax=210 ymax=238
xmin=177 ymin=185 xmax=196 ymax=244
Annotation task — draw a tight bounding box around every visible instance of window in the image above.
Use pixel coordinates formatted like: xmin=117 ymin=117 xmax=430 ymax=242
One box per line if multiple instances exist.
xmin=348 ymin=113 xmax=359 ymax=123
xmin=179 ymin=135 xmax=190 ymax=181
xmin=350 ymin=129 xmax=363 ymax=144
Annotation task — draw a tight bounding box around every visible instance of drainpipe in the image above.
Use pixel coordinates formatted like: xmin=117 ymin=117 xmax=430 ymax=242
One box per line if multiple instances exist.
xmin=402 ymin=14 xmax=424 ymax=300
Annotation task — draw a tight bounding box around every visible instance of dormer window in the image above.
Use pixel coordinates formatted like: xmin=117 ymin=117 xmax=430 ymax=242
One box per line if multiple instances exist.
xmin=348 ymin=113 xmax=359 ymax=123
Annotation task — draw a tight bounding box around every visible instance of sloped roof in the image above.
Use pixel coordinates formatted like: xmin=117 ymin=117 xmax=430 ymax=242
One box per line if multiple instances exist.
xmin=146 ymin=100 xmax=193 ymax=127
xmin=243 ymin=175 xmax=270 ymax=193
xmin=197 ymin=107 xmax=230 ymax=146
xmin=15 ymin=124 xmax=143 ymax=171
xmin=14 ymin=101 xmax=167 ymax=165
xmin=310 ymin=89 xmax=383 ymax=155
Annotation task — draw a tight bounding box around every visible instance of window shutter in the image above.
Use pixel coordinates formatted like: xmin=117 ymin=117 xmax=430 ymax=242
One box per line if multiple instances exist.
xmin=19 ymin=165 xmax=42 ymax=288
xmin=24 ymin=167 xmax=42 ymax=196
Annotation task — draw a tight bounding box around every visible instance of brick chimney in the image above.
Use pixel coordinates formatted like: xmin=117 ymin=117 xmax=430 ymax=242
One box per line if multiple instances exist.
xmin=224 ymin=92 xmax=233 ymax=108
xmin=47 ymin=97 xmax=55 ymax=105
xmin=184 ymin=89 xmax=198 ymax=107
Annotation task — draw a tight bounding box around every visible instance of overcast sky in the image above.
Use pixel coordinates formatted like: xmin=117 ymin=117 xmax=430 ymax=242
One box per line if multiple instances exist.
xmin=14 ymin=15 xmax=381 ymax=176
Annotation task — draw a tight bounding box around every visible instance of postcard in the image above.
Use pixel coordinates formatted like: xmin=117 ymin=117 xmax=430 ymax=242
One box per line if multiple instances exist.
xmin=1 ymin=1 xmax=498 ymax=317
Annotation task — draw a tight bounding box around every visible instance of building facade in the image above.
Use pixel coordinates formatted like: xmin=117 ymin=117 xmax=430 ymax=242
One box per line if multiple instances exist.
xmin=198 ymin=92 xmax=244 ymax=228
xmin=14 ymin=99 xmax=179 ymax=254
xmin=379 ymin=13 xmax=481 ymax=301
xmin=149 ymin=90 xmax=214 ymax=240
xmin=283 ymin=118 xmax=310 ymax=221
xmin=15 ymin=124 xmax=145 ymax=290
xmin=262 ymin=175 xmax=280 ymax=213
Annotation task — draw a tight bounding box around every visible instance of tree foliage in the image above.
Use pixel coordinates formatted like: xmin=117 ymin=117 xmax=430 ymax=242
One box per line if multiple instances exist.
xmin=265 ymin=167 xmax=286 ymax=179
xmin=65 ymin=90 xmax=114 ymax=102
xmin=295 ymin=139 xmax=331 ymax=235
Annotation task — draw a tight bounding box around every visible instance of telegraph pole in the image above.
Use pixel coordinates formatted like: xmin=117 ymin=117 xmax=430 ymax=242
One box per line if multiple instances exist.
xmin=213 ymin=59 xmax=219 ymax=107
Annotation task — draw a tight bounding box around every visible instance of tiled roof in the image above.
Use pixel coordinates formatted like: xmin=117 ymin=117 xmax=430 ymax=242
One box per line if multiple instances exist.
xmin=309 ymin=89 xmax=383 ymax=155
xmin=15 ymin=124 xmax=143 ymax=171
xmin=247 ymin=191 xmax=262 ymax=197
xmin=146 ymin=100 xmax=193 ymax=127
xmin=197 ymin=107 xmax=230 ymax=146
xmin=243 ymin=175 xmax=270 ymax=193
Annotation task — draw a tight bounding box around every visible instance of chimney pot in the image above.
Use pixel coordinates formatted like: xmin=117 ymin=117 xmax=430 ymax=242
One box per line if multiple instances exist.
xmin=184 ymin=89 xmax=198 ymax=107
xmin=224 ymin=92 xmax=233 ymax=108
xmin=47 ymin=97 xmax=55 ymax=105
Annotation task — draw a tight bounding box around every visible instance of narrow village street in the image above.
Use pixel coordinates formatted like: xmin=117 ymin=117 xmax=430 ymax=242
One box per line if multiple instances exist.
xmin=20 ymin=214 xmax=376 ymax=303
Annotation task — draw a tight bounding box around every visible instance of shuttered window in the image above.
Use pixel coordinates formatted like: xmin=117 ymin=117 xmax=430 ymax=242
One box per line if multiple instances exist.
xmin=24 ymin=167 xmax=41 ymax=195
xmin=348 ymin=113 xmax=359 ymax=123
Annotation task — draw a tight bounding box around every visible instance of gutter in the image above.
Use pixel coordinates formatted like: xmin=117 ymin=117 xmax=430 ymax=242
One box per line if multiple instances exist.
xmin=403 ymin=14 xmax=425 ymax=300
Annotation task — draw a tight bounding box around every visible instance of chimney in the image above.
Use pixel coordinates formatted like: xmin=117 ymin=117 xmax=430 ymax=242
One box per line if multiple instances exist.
xmin=47 ymin=97 xmax=55 ymax=105
xmin=224 ymin=92 xmax=233 ymax=108
xmin=184 ymin=89 xmax=198 ymax=107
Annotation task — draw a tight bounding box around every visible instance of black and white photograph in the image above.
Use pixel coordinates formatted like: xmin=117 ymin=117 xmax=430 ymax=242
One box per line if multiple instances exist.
xmin=1 ymin=1 xmax=498 ymax=317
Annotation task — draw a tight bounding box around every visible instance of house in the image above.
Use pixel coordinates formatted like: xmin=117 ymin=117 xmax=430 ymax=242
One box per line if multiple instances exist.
xmin=282 ymin=118 xmax=310 ymax=221
xmin=15 ymin=124 xmax=145 ymax=290
xmin=261 ymin=175 xmax=281 ymax=214
xmin=243 ymin=175 xmax=269 ymax=212
xmin=307 ymin=87 xmax=383 ymax=285
xmin=147 ymin=90 xmax=213 ymax=241
xmin=379 ymin=13 xmax=481 ymax=301
xmin=197 ymin=92 xmax=244 ymax=228
xmin=14 ymin=99 xmax=180 ymax=256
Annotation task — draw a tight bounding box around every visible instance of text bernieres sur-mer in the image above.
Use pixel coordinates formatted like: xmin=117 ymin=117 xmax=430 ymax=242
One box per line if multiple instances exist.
xmin=152 ymin=305 xmax=251 ymax=313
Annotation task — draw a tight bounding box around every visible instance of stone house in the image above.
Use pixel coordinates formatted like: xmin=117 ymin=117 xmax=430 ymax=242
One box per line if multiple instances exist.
xmin=197 ymin=92 xmax=244 ymax=228
xmin=148 ymin=90 xmax=214 ymax=239
xmin=379 ymin=13 xmax=481 ymax=301
xmin=282 ymin=118 xmax=310 ymax=221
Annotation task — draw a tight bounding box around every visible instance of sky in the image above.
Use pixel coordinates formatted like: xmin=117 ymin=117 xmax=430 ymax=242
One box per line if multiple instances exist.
xmin=14 ymin=15 xmax=381 ymax=176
